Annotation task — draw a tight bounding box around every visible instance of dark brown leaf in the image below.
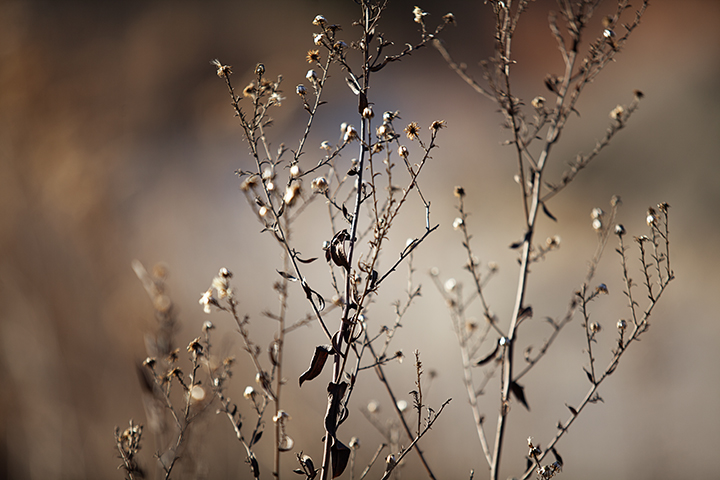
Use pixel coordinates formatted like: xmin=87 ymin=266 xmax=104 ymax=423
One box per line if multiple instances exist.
xmin=358 ymin=91 xmax=368 ymax=114
xmin=475 ymin=341 xmax=500 ymax=366
xmin=584 ymin=368 xmax=595 ymax=384
xmin=248 ymin=454 xmax=260 ymax=478
xmin=324 ymin=382 xmax=348 ymax=437
xmin=509 ymin=381 xmax=530 ymax=411
xmin=296 ymin=256 xmax=318 ymax=264
xmin=566 ymin=403 xmax=578 ymax=416
xmin=331 ymin=439 xmax=351 ymax=478
xmin=551 ymin=447 xmax=564 ymax=466
xmin=299 ymin=345 xmax=332 ymax=387
xmin=518 ymin=305 xmax=533 ymax=321
xmin=251 ymin=429 xmax=263 ymax=446
xmin=541 ymin=201 xmax=558 ymax=221
xmin=277 ymin=270 xmax=298 ymax=281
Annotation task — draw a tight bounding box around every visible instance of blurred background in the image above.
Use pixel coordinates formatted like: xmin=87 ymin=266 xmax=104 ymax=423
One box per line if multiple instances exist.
xmin=1 ymin=0 xmax=719 ymax=479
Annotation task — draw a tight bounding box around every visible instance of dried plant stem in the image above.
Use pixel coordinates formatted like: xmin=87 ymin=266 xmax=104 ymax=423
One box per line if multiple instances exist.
xmin=367 ymin=339 xmax=438 ymax=479
xmin=358 ymin=443 xmax=387 ymax=480
xmin=379 ymin=399 xmax=451 ymax=480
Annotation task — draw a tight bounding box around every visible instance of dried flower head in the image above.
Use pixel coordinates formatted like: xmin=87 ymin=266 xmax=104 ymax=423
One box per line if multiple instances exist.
xmin=243 ymin=386 xmax=256 ymax=400
xmin=614 ymin=224 xmax=626 ymax=236
xmin=589 ymin=322 xmax=602 ymax=333
xmin=243 ymin=83 xmax=256 ymax=97
xmin=344 ymin=124 xmax=358 ymax=142
xmin=383 ymin=110 xmax=401 ymax=122
xmin=453 ymin=217 xmax=464 ymax=230
xmin=531 ymin=96 xmax=546 ymax=109
xmin=255 ymin=63 xmax=265 ymax=76
xmin=187 ymin=337 xmax=203 ymax=356
xmin=454 ymin=185 xmax=465 ymax=198
xmin=443 ymin=12 xmax=456 ymax=25
xmin=312 ymin=15 xmax=327 ymax=27
xmin=311 ymin=176 xmax=329 ymax=193
xmin=212 ymin=274 xmax=230 ymax=299
xmin=367 ymin=400 xmax=380 ymax=413
xmin=413 ymin=6 xmax=428 ymax=24
xmin=320 ymin=140 xmax=332 ymax=151
xmin=306 ymin=49 xmax=321 ymax=63
xmin=296 ymin=84 xmax=307 ymax=96
xmin=646 ymin=207 xmax=658 ymax=226
xmin=306 ymin=69 xmax=318 ymax=83
xmin=429 ymin=119 xmax=446 ymax=131
xmin=362 ymin=106 xmax=374 ymax=119
xmin=273 ymin=410 xmax=290 ymax=423
xmin=313 ymin=33 xmax=325 ymax=45
xmin=404 ymin=121 xmax=420 ymax=139
xmin=199 ymin=289 xmax=216 ymax=314
xmin=610 ymin=105 xmax=625 ymax=121
xmin=211 ymin=59 xmax=232 ymax=78
xmin=376 ymin=123 xmax=390 ymax=139
xmin=398 ymin=145 xmax=409 ymax=159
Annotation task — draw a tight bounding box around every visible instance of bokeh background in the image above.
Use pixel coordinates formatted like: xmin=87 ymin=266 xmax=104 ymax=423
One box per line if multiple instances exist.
xmin=1 ymin=0 xmax=719 ymax=479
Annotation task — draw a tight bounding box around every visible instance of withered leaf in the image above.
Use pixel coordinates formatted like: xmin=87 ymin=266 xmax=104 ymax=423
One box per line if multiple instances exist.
xmin=248 ymin=454 xmax=260 ymax=478
xmin=509 ymin=240 xmax=523 ymax=249
xmin=368 ymin=269 xmax=379 ymax=291
xmin=509 ymin=381 xmax=530 ymax=411
xmin=345 ymin=76 xmax=360 ymax=96
xmin=584 ymin=368 xmax=595 ymax=384
xmin=296 ymin=256 xmax=318 ymax=264
xmin=541 ymin=201 xmax=558 ymax=222
xmin=551 ymin=447 xmax=564 ymax=466
xmin=518 ymin=305 xmax=533 ymax=321
xmin=277 ymin=270 xmax=298 ymax=281
xmin=251 ymin=429 xmax=263 ymax=446
xmin=331 ymin=439 xmax=351 ymax=478
xmin=358 ymin=91 xmax=368 ymax=114
xmin=566 ymin=404 xmax=578 ymax=416
xmin=475 ymin=341 xmax=500 ymax=366
xmin=324 ymin=382 xmax=348 ymax=437
xmin=299 ymin=345 xmax=332 ymax=387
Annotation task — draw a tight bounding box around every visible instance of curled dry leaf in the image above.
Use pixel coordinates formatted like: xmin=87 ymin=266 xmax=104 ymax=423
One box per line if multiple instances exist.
xmin=509 ymin=381 xmax=530 ymax=411
xmin=475 ymin=340 xmax=500 ymax=366
xmin=277 ymin=270 xmax=298 ymax=281
xmin=299 ymin=345 xmax=332 ymax=387
xmin=331 ymin=439 xmax=351 ymax=478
